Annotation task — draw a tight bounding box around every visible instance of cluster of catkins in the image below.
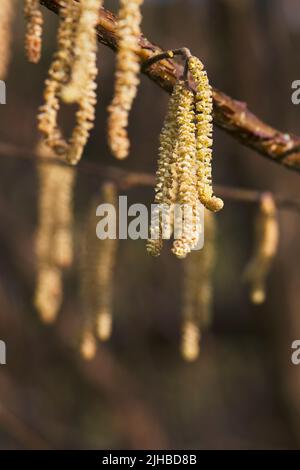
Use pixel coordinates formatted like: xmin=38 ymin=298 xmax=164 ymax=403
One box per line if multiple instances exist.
xmin=34 ymin=152 xmax=118 ymax=361
xmin=108 ymin=0 xmax=144 ymax=159
xmin=147 ymin=56 xmax=223 ymax=259
xmin=22 ymin=0 xmax=144 ymax=163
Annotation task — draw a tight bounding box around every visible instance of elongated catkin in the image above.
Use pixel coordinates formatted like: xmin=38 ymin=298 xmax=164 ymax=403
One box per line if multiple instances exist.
xmin=34 ymin=142 xmax=75 ymax=323
xmin=188 ymin=56 xmax=223 ymax=213
xmin=0 ymin=0 xmax=15 ymax=80
xmin=38 ymin=0 xmax=101 ymax=164
xmin=24 ymin=0 xmax=43 ymax=64
xmin=181 ymin=210 xmax=216 ymax=361
xmin=108 ymin=0 xmax=144 ymax=159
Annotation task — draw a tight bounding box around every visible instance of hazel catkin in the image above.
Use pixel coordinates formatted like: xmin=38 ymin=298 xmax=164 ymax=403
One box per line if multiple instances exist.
xmin=148 ymin=54 xmax=222 ymax=259
xmin=147 ymin=84 xmax=180 ymax=257
xmin=244 ymin=193 xmax=279 ymax=304
xmin=172 ymin=81 xmax=199 ymax=259
xmin=181 ymin=210 xmax=216 ymax=361
xmin=34 ymin=142 xmax=75 ymax=323
xmin=38 ymin=0 xmax=100 ymax=165
xmin=107 ymin=0 xmax=144 ymax=159
xmin=188 ymin=56 xmax=223 ymax=213
xmin=0 ymin=0 xmax=15 ymax=80
xmin=24 ymin=0 xmax=43 ymax=64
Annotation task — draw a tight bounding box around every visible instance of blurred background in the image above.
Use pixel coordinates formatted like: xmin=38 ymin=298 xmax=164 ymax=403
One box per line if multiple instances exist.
xmin=0 ymin=0 xmax=300 ymax=450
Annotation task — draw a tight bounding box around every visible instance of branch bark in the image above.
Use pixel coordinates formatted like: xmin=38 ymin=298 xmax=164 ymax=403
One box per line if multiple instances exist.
xmin=39 ymin=0 xmax=300 ymax=172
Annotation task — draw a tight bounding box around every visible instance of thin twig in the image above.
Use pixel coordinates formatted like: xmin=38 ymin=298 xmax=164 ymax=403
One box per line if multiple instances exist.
xmin=0 ymin=141 xmax=299 ymax=212
xmin=38 ymin=0 xmax=300 ymax=172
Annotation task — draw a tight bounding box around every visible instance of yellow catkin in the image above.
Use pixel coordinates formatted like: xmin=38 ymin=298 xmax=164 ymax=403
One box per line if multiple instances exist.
xmin=0 ymin=0 xmax=15 ymax=80
xmin=80 ymin=183 xmax=118 ymax=358
xmin=244 ymin=193 xmax=279 ymax=304
xmin=24 ymin=0 xmax=43 ymax=64
xmin=35 ymin=161 xmax=64 ymax=323
xmin=181 ymin=210 xmax=216 ymax=361
xmin=34 ymin=142 xmax=75 ymax=323
xmin=148 ymin=80 xmax=201 ymax=259
xmin=172 ymin=81 xmax=199 ymax=259
xmin=147 ymin=84 xmax=180 ymax=257
xmin=107 ymin=0 xmax=144 ymax=159
xmin=38 ymin=0 xmax=100 ymax=165
xmin=188 ymin=56 xmax=223 ymax=213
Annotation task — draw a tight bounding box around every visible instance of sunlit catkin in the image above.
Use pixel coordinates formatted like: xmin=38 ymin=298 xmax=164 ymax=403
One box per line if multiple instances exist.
xmin=181 ymin=210 xmax=216 ymax=361
xmin=244 ymin=193 xmax=279 ymax=304
xmin=52 ymin=166 xmax=75 ymax=269
xmin=38 ymin=0 xmax=100 ymax=165
xmin=24 ymin=0 xmax=43 ymax=64
xmin=188 ymin=56 xmax=223 ymax=213
xmin=0 ymin=0 xmax=15 ymax=80
xmin=61 ymin=0 xmax=102 ymax=103
xmin=147 ymin=83 xmax=180 ymax=257
xmin=107 ymin=0 xmax=144 ymax=159
xmin=80 ymin=183 xmax=118 ymax=358
xmin=80 ymin=330 xmax=97 ymax=361
xmin=34 ymin=266 xmax=63 ymax=324
xmin=148 ymin=54 xmax=220 ymax=259
xmin=61 ymin=0 xmax=101 ymax=165
xmin=172 ymin=81 xmax=199 ymax=259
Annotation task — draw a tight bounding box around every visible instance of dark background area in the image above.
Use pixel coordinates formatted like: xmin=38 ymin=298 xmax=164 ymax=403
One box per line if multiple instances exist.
xmin=0 ymin=0 xmax=300 ymax=449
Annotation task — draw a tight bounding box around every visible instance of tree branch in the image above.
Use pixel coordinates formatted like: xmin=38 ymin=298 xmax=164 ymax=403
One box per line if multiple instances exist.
xmin=38 ymin=1 xmax=300 ymax=173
